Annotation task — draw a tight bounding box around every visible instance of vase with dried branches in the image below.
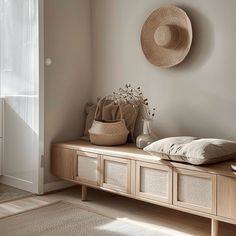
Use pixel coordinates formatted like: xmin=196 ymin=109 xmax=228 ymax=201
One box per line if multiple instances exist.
xmin=112 ymin=84 xmax=158 ymax=148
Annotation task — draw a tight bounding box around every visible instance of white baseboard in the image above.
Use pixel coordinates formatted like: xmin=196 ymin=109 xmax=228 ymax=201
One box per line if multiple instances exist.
xmin=44 ymin=180 xmax=76 ymax=193
xmin=0 ymin=175 xmax=33 ymax=192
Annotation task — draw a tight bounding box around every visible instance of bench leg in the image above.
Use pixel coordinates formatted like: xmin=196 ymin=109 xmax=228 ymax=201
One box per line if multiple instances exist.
xmin=81 ymin=185 xmax=87 ymax=201
xmin=211 ymin=219 xmax=219 ymax=236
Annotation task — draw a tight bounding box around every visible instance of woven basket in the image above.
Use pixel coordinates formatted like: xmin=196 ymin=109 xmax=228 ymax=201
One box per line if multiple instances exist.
xmin=89 ymin=98 xmax=129 ymax=146
xmin=89 ymin=120 xmax=129 ymax=146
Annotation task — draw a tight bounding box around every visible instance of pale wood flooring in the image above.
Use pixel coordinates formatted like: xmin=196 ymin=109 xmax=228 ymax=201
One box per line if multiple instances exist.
xmin=0 ymin=183 xmax=32 ymax=203
xmin=1 ymin=185 xmax=236 ymax=235
xmin=0 ymin=196 xmax=55 ymax=218
xmin=39 ymin=186 xmax=236 ymax=236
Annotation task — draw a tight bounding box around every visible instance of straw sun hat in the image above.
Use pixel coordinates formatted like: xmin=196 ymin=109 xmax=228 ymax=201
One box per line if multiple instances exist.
xmin=141 ymin=5 xmax=192 ymax=68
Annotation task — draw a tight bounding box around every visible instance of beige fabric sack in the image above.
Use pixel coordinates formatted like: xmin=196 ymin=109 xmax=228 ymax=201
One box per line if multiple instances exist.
xmin=95 ymin=98 xmax=139 ymax=142
xmin=89 ymin=97 xmax=129 ymax=146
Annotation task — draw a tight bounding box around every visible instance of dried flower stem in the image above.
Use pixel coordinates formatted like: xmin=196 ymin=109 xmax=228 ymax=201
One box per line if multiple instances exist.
xmin=109 ymin=84 xmax=156 ymax=120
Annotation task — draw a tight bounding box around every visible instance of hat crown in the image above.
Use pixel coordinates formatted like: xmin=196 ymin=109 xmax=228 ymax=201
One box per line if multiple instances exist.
xmin=154 ymin=25 xmax=180 ymax=49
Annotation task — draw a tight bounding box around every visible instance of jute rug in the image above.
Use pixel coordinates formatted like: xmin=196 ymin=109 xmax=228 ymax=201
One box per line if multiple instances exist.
xmin=0 ymin=201 xmax=167 ymax=236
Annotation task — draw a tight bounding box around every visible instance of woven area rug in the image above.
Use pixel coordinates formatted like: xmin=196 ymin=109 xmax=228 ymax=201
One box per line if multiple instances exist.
xmin=0 ymin=201 xmax=168 ymax=236
xmin=0 ymin=184 xmax=32 ymax=203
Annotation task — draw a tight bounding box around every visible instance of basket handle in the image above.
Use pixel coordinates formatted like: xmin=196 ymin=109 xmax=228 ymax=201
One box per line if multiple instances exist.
xmin=94 ymin=96 xmax=123 ymax=121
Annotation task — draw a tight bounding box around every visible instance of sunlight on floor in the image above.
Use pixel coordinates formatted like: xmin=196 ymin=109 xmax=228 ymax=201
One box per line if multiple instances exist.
xmin=0 ymin=198 xmax=52 ymax=218
xmin=97 ymin=217 xmax=193 ymax=236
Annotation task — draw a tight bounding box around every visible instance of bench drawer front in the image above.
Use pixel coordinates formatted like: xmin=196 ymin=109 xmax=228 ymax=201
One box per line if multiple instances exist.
xmin=101 ymin=155 xmax=131 ymax=194
xmin=136 ymin=161 xmax=172 ymax=204
xmin=217 ymin=176 xmax=236 ymax=220
xmin=75 ymin=151 xmax=100 ymax=186
xmin=174 ymin=168 xmax=216 ymax=214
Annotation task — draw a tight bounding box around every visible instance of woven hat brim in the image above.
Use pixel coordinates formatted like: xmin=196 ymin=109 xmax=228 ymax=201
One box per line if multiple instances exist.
xmin=141 ymin=5 xmax=192 ymax=68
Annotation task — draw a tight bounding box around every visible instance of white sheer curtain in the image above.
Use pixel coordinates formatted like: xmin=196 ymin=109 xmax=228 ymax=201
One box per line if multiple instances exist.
xmin=0 ymin=0 xmax=39 ymax=185
xmin=0 ymin=0 xmax=38 ymax=96
xmin=0 ymin=0 xmax=39 ymax=134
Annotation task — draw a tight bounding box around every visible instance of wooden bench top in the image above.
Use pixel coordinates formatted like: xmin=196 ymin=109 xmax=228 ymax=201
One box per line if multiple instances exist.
xmin=54 ymin=139 xmax=236 ymax=178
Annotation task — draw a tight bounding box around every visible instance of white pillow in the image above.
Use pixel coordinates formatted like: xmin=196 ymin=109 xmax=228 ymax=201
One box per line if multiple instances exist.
xmin=144 ymin=136 xmax=236 ymax=165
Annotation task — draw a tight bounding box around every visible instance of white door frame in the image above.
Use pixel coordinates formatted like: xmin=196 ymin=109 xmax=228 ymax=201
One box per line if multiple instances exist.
xmin=36 ymin=0 xmax=45 ymax=195
xmin=0 ymin=0 xmax=44 ymax=194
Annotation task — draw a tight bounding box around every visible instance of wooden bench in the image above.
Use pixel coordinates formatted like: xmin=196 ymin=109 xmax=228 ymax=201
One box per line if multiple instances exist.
xmin=52 ymin=140 xmax=236 ymax=236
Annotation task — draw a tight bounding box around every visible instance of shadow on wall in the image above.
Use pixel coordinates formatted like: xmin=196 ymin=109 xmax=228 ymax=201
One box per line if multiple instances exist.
xmin=171 ymin=6 xmax=215 ymax=72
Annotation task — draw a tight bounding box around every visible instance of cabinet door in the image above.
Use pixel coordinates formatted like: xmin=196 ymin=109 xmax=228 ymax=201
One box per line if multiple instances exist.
xmin=75 ymin=151 xmax=100 ymax=186
xmin=173 ymin=168 xmax=216 ymax=214
xmin=101 ymin=155 xmax=131 ymax=194
xmin=217 ymin=175 xmax=236 ymax=220
xmin=52 ymin=147 xmax=75 ymax=180
xmin=136 ymin=161 xmax=172 ymax=204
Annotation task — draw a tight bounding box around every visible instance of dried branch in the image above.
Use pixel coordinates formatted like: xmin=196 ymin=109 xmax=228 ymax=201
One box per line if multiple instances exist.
xmin=109 ymin=84 xmax=156 ymax=120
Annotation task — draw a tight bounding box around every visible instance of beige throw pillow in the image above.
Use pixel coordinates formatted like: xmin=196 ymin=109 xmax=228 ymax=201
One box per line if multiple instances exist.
xmin=144 ymin=136 xmax=236 ymax=165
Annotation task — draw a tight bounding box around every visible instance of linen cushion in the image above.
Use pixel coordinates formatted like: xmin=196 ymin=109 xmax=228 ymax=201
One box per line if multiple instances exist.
xmin=144 ymin=136 xmax=236 ymax=165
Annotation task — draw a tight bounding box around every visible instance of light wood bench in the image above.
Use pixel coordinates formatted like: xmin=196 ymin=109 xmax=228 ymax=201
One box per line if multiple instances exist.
xmin=52 ymin=140 xmax=236 ymax=236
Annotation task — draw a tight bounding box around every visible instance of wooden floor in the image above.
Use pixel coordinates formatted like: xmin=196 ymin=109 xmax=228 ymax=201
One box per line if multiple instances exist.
xmin=0 ymin=183 xmax=32 ymax=203
xmin=1 ymin=185 xmax=236 ymax=235
xmin=0 ymin=197 xmax=55 ymax=218
xmin=37 ymin=185 xmax=236 ymax=236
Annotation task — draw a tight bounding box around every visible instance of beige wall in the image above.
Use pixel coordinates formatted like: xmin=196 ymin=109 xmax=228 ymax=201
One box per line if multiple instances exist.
xmin=91 ymin=0 xmax=236 ymax=140
xmin=44 ymin=0 xmax=236 ymax=185
xmin=44 ymin=0 xmax=92 ymax=183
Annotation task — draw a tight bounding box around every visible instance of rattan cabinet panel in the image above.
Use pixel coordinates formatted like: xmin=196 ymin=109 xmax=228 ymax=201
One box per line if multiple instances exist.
xmin=173 ymin=168 xmax=216 ymax=214
xmin=75 ymin=151 xmax=100 ymax=186
xmin=101 ymin=155 xmax=131 ymax=194
xmin=136 ymin=161 xmax=172 ymax=204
